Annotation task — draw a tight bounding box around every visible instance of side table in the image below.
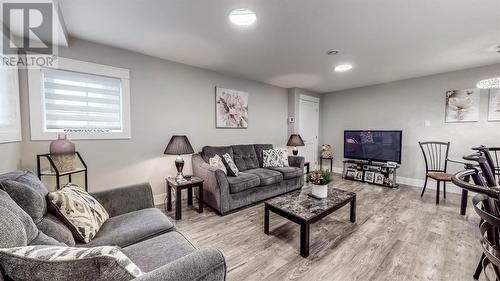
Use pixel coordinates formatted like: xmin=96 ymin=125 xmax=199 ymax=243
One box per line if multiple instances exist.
xmin=320 ymin=157 xmax=333 ymax=172
xmin=304 ymin=162 xmax=310 ymax=174
xmin=165 ymin=177 xmax=204 ymax=220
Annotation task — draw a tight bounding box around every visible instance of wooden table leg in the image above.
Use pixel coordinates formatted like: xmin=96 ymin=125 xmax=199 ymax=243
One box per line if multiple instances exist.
xmin=166 ymin=183 xmax=172 ymax=211
xmin=300 ymin=222 xmax=310 ymax=258
xmin=330 ymin=159 xmax=333 ymax=172
xmin=264 ymin=204 xmax=270 ymax=235
xmin=350 ymin=197 xmax=356 ymax=223
xmin=187 ymin=187 xmax=193 ymax=206
xmin=175 ymin=187 xmax=182 ymax=220
xmin=198 ymin=183 xmax=203 ymax=214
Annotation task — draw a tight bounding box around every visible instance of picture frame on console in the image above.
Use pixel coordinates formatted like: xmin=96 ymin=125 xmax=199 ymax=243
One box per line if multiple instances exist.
xmin=364 ymin=171 xmax=375 ymax=183
xmin=354 ymin=171 xmax=363 ymax=181
xmin=374 ymin=173 xmax=385 ymax=185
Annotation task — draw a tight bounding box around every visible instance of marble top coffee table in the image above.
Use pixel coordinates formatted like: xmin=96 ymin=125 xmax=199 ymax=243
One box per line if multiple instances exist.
xmin=264 ymin=186 xmax=356 ymax=258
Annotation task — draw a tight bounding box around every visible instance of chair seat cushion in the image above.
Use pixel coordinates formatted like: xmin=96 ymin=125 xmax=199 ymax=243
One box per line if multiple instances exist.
xmin=269 ymin=166 xmax=303 ymax=180
xmin=245 ymin=168 xmax=283 ymax=186
xmin=227 ymin=172 xmax=260 ymax=194
xmin=81 ymin=208 xmax=174 ymax=248
xmin=427 ymin=172 xmax=452 ymax=181
xmin=122 ymin=231 xmax=196 ymax=273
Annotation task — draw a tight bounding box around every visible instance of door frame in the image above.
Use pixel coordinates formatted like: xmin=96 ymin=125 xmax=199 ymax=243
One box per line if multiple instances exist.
xmin=298 ymin=94 xmax=320 ymax=169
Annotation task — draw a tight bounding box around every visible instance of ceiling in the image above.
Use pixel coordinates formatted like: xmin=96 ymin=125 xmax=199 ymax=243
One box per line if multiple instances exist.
xmin=60 ymin=0 xmax=500 ymax=93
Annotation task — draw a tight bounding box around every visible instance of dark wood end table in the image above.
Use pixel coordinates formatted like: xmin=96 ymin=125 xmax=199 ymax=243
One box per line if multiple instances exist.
xmin=264 ymin=186 xmax=356 ymax=258
xmin=165 ymin=176 xmax=204 ymax=220
xmin=304 ymin=162 xmax=310 ymax=174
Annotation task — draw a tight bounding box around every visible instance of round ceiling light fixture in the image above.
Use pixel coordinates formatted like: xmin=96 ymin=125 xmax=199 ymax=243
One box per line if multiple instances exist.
xmin=334 ymin=64 xmax=353 ymax=72
xmin=476 ymin=77 xmax=500 ymax=89
xmin=229 ymin=9 xmax=257 ymax=26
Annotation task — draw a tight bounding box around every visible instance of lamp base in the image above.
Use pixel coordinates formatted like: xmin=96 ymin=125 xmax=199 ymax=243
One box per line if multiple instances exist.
xmin=292 ymin=147 xmax=299 ymax=156
xmin=175 ymin=156 xmax=186 ymax=182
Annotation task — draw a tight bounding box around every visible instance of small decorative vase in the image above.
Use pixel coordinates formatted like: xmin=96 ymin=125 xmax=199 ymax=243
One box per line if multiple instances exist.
xmin=49 ymin=134 xmax=76 ymax=172
xmin=312 ymin=184 xmax=328 ymax=198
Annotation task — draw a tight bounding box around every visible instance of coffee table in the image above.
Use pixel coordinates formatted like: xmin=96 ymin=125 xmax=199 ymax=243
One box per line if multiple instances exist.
xmin=264 ymin=186 xmax=356 ymax=258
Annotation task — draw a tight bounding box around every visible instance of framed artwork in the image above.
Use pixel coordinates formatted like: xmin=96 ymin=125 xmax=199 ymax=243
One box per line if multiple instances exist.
xmin=215 ymin=87 xmax=248 ymax=129
xmin=488 ymin=89 xmax=500 ymax=121
xmin=364 ymin=171 xmax=375 ymax=183
xmin=445 ymin=89 xmax=480 ymax=123
xmin=354 ymin=171 xmax=363 ymax=181
xmin=374 ymin=173 xmax=385 ymax=185
xmin=346 ymin=170 xmax=355 ymax=179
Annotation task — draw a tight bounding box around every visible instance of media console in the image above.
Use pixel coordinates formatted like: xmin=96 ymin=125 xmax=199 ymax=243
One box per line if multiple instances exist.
xmin=342 ymin=159 xmax=400 ymax=188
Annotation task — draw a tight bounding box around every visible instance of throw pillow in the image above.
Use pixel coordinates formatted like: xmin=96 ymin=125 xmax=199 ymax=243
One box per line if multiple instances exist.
xmin=47 ymin=184 xmax=109 ymax=243
xmin=278 ymin=148 xmax=289 ymax=167
xmin=222 ymin=153 xmax=239 ymax=176
xmin=209 ymin=155 xmax=227 ymax=175
xmin=263 ymin=149 xmax=285 ymax=168
xmin=0 ymin=245 xmax=143 ymax=281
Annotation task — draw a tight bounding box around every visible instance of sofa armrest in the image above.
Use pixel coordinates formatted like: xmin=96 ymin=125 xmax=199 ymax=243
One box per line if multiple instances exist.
xmin=288 ymin=156 xmax=305 ymax=170
xmin=90 ymin=183 xmax=154 ymax=217
xmin=192 ymin=154 xmax=230 ymax=213
xmin=134 ymin=248 xmax=226 ymax=281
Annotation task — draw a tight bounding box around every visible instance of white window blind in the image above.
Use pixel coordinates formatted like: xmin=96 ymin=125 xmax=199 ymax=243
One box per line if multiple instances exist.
xmin=41 ymin=68 xmax=123 ymax=132
xmin=0 ymin=67 xmax=21 ymax=143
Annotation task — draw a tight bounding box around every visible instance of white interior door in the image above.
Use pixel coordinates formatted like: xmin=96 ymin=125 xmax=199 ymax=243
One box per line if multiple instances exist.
xmin=299 ymin=96 xmax=319 ymax=170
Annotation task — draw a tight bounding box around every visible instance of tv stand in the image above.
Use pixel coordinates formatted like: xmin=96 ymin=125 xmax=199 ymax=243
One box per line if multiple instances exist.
xmin=342 ymin=159 xmax=399 ymax=188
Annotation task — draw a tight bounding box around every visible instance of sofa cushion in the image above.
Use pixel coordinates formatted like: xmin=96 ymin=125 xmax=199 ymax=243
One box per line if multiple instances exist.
xmin=82 ymin=208 xmax=174 ymax=248
xmin=269 ymin=166 xmax=303 ymax=180
xmin=123 ymin=231 xmax=196 ymax=273
xmin=231 ymin=145 xmax=259 ymax=171
xmin=202 ymin=146 xmax=233 ymax=163
xmin=0 ymin=171 xmax=48 ymax=223
xmin=227 ymin=172 xmax=260 ymax=194
xmin=48 ymin=184 xmax=109 ymax=243
xmin=36 ymin=213 xmax=76 ymax=246
xmin=253 ymin=144 xmax=273 ymax=167
xmin=0 ymin=245 xmax=143 ymax=281
xmin=245 ymin=168 xmax=283 ymax=186
xmin=0 ymin=189 xmax=38 ymax=248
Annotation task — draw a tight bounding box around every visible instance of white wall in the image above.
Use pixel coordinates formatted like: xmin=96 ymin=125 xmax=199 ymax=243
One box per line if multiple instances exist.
xmin=321 ymin=63 xmax=500 ymax=190
xmin=0 ymin=143 xmax=21 ymax=173
xmin=18 ymin=38 xmax=289 ymax=201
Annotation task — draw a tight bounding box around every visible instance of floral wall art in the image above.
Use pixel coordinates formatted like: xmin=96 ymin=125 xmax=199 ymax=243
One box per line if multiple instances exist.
xmin=445 ymin=89 xmax=480 ymax=123
xmin=488 ymin=89 xmax=500 ymax=121
xmin=215 ymin=87 xmax=249 ymax=128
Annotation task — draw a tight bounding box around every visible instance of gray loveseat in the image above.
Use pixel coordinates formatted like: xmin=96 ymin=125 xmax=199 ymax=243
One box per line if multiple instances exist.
xmin=0 ymin=170 xmax=226 ymax=281
xmin=192 ymin=144 xmax=305 ymax=215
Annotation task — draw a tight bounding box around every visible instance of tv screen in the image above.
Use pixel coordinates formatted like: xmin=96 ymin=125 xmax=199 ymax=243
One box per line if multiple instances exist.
xmin=344 ymin=130 xmax=402 ymax=164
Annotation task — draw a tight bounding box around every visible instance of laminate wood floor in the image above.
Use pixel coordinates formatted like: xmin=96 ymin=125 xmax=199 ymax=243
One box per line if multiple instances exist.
xmin=160 ymin=178 xmax=485 ymax=281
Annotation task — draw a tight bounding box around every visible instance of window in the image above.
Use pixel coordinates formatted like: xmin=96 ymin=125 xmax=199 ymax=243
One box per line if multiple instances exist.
xmin=0 ymin=67 xmax=21 ymax=143
xmin=28 ymin=57 xmax=130 ymax=140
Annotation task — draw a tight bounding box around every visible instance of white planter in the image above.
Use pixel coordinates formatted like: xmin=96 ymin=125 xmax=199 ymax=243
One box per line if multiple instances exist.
xmin=312 ymin=184 xmax=328 ymax=198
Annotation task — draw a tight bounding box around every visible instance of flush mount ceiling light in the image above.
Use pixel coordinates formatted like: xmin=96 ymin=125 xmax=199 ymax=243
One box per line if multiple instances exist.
xmin=334 ymin=64 xmax=353 ymax=72
xmin=229 ymin=9 xmax=257 ymax=26
xmin=476 ymin=77 xmax=500 ymax=89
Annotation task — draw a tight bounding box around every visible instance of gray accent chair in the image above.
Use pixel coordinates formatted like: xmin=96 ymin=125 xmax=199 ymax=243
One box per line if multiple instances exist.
xmin=192 ymin=144 xmax=305 ymax=215
xmin=0 ymin=170 xmax=226 ymax=281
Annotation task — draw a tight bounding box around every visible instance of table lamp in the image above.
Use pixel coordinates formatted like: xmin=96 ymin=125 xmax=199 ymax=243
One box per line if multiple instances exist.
xmin=164 ymin=135 xmax=194 ymax=182
xmin=287 ymin=134 xmax=305 ymax=156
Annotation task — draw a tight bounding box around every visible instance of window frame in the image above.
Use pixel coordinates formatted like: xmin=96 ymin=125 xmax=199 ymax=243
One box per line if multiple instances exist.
xmin=28 ymin=57 xmax=131 ymax=140
xmin=0 ymin=66 xmax=22 ymax=144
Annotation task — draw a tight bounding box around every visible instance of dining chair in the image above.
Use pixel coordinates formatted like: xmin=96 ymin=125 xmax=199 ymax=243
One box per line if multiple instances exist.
xmin=418 ymin=141 xmax=452 ymax=204
xmin=452 ymin=152 xmax=500 ymax=280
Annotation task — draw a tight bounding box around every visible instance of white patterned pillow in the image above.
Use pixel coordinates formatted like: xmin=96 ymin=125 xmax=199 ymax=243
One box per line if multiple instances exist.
xmin=263 ymin=149 xmax=285 ymax=168
xmin=209 ymin=154 xmax=227 ymax=174
xmin=278 ymin=148 xmax=289 ymax=167
xmin=222 ymin=153 xmax=239 ymax=176
xmin=47 ymin=184 xmax=109 ymax=243
xmin=0 ymin=245 xmax=143 ymax=281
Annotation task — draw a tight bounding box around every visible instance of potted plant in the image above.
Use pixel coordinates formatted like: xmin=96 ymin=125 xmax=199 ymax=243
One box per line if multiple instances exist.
xmin=306 ymin=170 xmax=332 ymax=198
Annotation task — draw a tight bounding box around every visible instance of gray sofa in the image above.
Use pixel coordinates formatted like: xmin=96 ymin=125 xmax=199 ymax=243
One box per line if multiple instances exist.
xmin=192 ymin=144 xmax=305 ymax=215
xmin=0 ymin=170 xmax=226 ymax=281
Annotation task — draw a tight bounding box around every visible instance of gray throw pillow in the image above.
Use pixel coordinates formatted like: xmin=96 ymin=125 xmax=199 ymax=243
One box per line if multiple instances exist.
xmin=222 ymin=153 xmax=239 ymax=176
xmin=0 ymin=245 xmax=143 ymax=281
xmin=47 ymin=184 xmax=109 ymax=243
xmin=0 ymin=180 xmax=46 ymax=223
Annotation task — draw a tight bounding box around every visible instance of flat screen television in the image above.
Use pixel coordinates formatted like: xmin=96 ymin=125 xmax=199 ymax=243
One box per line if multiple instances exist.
xmin=344 ymin=130 xmax=402 ymax=164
